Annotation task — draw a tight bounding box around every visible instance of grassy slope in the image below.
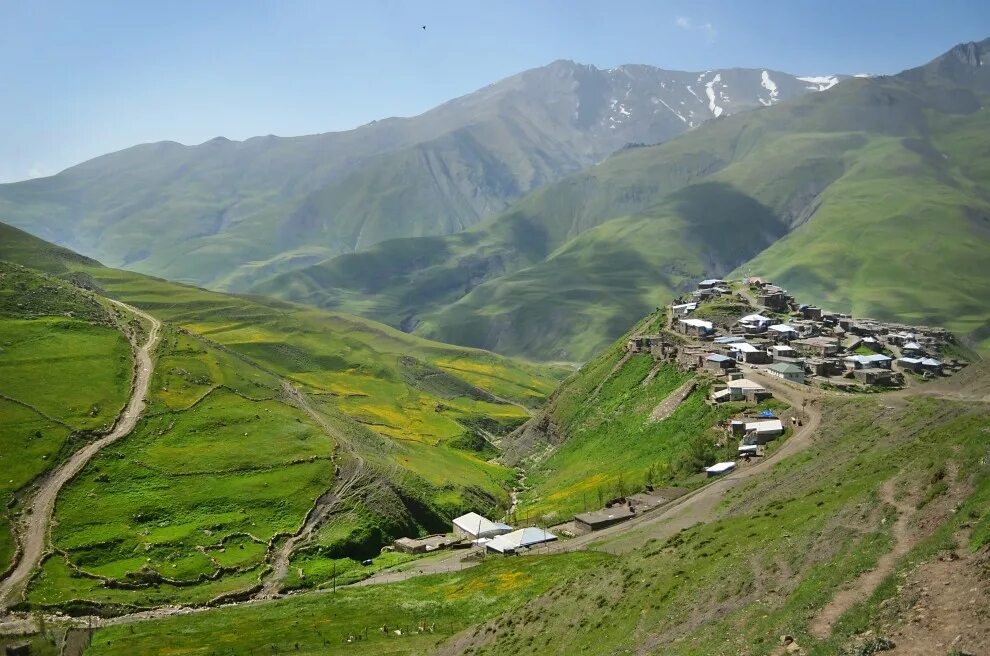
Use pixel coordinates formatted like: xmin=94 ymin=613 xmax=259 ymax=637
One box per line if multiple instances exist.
xmin=0 ymin=222 xmax=563 ymax=609
xmin=85 ymin=552 xmax=608 ymax=655
xmin=257 ymin=52 xmax=990 ymax=360
xmin=454 ymin=393 xmax=990 ymax=656
xmin=0 ymin=263 xmax=132 ymax=576
xmin=510 ymin=308 xmax=787 ymax=522
xmin=75 ymin=381 xmax=990 ymax=655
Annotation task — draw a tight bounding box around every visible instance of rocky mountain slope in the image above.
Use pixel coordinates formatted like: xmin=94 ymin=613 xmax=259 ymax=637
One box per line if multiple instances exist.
xmin=256 ymin=39 xmax=990 ymax=361
xmin=0 ymin=62 xmax=837 ymax=290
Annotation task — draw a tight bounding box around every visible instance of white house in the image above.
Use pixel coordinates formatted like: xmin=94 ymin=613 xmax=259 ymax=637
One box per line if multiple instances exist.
xmin=486 ymin=527 xmax=557 ymax=553
xmin=452 ymin=512 xmax=512 ymax=539
xmin=844 ymin=354 xmax=892 ymax=370
xmin=739 ymin=314 xmax=773 ymax=330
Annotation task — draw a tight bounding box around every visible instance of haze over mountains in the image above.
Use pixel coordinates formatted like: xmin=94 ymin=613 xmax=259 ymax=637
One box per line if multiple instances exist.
xmin=256 ymin=38 xmax=990 ymax=360
xmin=0 ymin=61 xmax=838 ymax=290
xmin=3 ymin=41 xmax=989 ymax=363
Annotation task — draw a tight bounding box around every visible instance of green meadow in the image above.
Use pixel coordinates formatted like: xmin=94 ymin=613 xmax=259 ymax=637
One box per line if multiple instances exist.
xmin=465 ymin=395 xmax=990 ymax=655
xmin=84 ymin=552 xmax=608 ymax=655
xmin=514 ymin=310 xmax=788 ymax=521
xmin=0 ymin=222 xmax=563 ymax=608
xmin=0 ymin=264 xmax=134 ymax=575
xmin=74 ymin=391 xmax=990 ymax=655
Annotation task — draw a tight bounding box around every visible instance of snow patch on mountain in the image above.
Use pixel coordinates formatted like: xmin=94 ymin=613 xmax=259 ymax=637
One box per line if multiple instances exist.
xmin=657 ymin=97 xmax=688 ymax=123
xmin=704 ymin=73 xmax=724 ymax=117
xmin=798 ymin=75 xmax=839 ymax=91
xmin=760 ymin=70 xmax=780 ymax=105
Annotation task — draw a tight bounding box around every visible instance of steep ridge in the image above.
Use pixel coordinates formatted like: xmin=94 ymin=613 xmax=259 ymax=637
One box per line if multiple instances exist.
xmin=257 ymin=38 xmax=990 ymax=359
xmin=0 ymin=62 xmax=836 ymax=290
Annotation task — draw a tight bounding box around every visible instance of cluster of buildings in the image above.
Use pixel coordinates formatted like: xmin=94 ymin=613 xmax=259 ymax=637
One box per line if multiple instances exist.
xmin=393 ymin=511 xmax=557 ymax=556
xmin=635 ymin=277 xmax=966 ymax=389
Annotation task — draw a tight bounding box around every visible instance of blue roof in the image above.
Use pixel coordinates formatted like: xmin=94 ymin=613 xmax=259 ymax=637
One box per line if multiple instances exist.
xmin=706 ymin=354 xmax=732 ymax=362
xmin=758 ymin=410 xmax=776 ymax=418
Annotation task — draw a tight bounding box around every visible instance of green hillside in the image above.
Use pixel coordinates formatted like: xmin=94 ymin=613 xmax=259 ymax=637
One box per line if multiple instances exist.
xmin=0 ymin=263 xmax=133 ymax=576
xmin=0 ymin=61 xmax=823 ymax=292
xmin=257 ymin=39 xmax=990 ymax=359
xmin=0 ymin=222 xmax=563 ymax=611
xmin=74 ymin=362 xmax=990 ymax=656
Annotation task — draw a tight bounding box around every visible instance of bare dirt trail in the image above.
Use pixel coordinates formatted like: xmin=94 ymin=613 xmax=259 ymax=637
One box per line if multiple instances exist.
xmin=256 ymin=382 xmax=365 ymax=599
xmin=809 ymin=478 xmax=916 ymax=638
xmin=648 ymin=379 xmax=697 ymax=422
xmin=0 ymin=300 xmax=161 ymax=609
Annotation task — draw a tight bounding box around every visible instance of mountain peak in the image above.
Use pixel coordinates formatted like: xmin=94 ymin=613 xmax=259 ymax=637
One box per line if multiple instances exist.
xmin=947 ymin=38 xmax=990 ymax=67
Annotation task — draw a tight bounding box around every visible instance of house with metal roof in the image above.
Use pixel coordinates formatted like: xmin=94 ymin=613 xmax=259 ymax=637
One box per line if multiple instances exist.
xmin=486 ymin=527 xmax=557 ymax=553
xmin=452 ymin=512 xmax=513 ymax=540
xmin=766 ymin=361 xmax=806 ymax=384
xmin=705 ymin=461 xmax=736 ymax=477
xmin=844 ymin=354 xmax=892 ymax=370
xmin=573 ymin=505 xmax=635 ymax=534
xmin=728 ymin=342 xmax=772 ymax=364
xmin=703 ymin=353 xmax=736 ymax=372
xmin=678 ymin=318 xmax=715 ymax=336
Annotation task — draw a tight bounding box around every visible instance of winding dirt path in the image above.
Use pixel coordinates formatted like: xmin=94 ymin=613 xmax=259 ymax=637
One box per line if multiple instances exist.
xmin=256 ymin=382 xmax=365 ymax=599
xmin=0 ymin=300 xmax=161 ymax=609
xmin=809 ymin=478 xmax=915 ymax=638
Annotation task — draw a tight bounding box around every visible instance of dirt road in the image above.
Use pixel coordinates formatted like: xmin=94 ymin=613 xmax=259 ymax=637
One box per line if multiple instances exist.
xmin=0 ymin=300 xmax=161 ymax=609
xmin=256 ymin=383 xmax=365 ymax=598
xmin=809 ymin=478 xmax=915 ymax=638
xmin=354 ymin=370 xmax=825 ymax=583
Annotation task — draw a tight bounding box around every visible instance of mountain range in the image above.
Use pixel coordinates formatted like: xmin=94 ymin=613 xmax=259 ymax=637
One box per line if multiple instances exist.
xmin=255 ymin=39 xmax=990 ymax=360
xmin=0 ymin=62 xmax=839 ymax=291
xmin=3 ymin=42 xmax=989 ymax=363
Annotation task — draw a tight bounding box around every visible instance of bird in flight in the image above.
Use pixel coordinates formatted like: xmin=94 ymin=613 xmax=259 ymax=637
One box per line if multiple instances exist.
xmin=421 ymin=25 xmax=426 ymax=30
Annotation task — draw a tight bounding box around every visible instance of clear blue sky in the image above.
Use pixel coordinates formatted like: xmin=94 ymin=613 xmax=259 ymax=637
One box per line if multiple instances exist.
xmin=2 ymin=0 xmax=988 ymax=182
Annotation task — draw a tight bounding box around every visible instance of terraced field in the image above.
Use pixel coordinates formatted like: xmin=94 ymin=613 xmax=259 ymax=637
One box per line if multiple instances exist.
xmin=0 ymin=222 xmax=563 ymax=612
xmin=0 ymin=264 xmax=133 ymax=577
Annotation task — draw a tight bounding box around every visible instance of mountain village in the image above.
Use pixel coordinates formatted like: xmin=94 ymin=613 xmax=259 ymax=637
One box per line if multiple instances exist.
xmin=382 ymin=276 xmax=973 ymax=562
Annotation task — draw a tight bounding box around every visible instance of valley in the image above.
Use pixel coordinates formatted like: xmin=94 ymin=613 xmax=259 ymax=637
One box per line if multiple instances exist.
xmin=0 ymin=258 xmax=990 ymax=654
xmin=258 ymin=39 xmax=990 ymax=361
xmin=0 ymin=28 xmax=988 ymax=656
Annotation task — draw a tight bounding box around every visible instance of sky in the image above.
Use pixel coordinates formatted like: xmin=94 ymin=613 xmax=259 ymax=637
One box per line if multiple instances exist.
xmin=2 ymin=0 xmax=989 ymax=182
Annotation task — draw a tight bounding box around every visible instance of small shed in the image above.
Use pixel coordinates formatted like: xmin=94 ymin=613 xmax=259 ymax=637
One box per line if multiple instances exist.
xmin=705 ymin=461 xmax=737 ymax=477
xmin=573 ymin=505 xmax=635 ymax=534
xmin=394 ymin=534 xmax=458 ymax=554
xmin=704 ymin=353 xmax=736 ymax=372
